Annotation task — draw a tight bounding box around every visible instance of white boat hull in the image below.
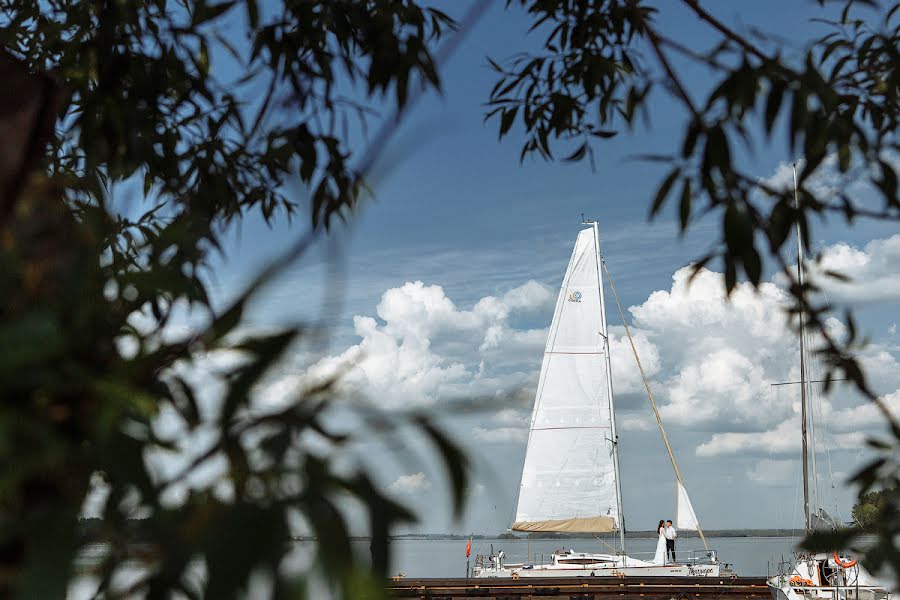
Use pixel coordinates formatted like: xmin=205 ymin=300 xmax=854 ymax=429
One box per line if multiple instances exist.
xmin=473 ymin=550 xmax=722 ymax=578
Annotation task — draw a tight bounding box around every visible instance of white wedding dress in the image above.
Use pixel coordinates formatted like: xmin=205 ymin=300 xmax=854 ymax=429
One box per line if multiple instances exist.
xmin=652 ymin=528 xmax=666 ymax=565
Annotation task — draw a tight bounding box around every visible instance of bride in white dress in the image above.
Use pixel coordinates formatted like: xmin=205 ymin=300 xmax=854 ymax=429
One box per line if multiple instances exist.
xmin=652 ymin=520 xmax=667 ymax=565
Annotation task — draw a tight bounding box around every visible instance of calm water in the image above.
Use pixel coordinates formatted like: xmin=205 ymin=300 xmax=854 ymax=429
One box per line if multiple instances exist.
xmin=68 ymin=536 xmax=801 ymax=598
xmin=390 ymin=535 xmax=801 ymax=578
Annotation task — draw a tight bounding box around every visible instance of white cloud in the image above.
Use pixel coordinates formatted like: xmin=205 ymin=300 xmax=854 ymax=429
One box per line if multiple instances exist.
xmin=388 ymin=472 xmax=431 ymax=494
xmin=697 ymin=420 xmax=799 ymax=457
xmin=829 ymin=390 xmax=900 ymax=432
xmin=808 ymin=235 xmax=900 ymax=304
xmin=627 ymin=266 xmax=797 ymax=429
xmin=492 ymin=408 xmax=528 ymax=426
xmin=696 ymin=411 xmax=871 ymax=457
xmin=472 ymin=426 xmax=528 ymax=443
xmin=243 ymin=232 xmax=900 ymax=484
xmin=746 ymin=459 xmax=798 ymax=487
xmin=760 ymin=153 xmax=900 ymax=213
xmin=262 ymin=280 xmax=552 ymax=409
xmin=617 ymin=412 xmax=654 ymax=431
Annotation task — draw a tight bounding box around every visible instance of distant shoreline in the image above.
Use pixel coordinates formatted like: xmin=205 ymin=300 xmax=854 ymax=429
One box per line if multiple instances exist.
xmin=290 ymin=529 xmax=808 ymax=542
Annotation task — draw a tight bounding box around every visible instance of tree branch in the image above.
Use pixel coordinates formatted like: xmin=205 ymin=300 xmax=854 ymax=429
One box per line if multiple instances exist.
xmin=645 ymin=27 xmax=699 ymax=116
xmin=680 ymin=0 xmax=771 ymax=63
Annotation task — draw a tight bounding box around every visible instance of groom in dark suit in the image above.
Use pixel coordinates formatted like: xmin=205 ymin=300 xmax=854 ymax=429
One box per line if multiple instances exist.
xmin=664 ymin=520 xmax=677 ymax=562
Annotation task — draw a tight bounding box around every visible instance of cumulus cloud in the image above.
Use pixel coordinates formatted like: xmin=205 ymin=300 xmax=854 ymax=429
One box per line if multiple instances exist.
xmin=268 ymin=280 xmax=553 ymax=408
xmin=746 ymin=459 xmax=798 ymax=487
xmin=808 ymin=235 xmax=900 ymax=304
xmin=473 ymin=426 xmax=528 ymax=443
xmin=698 ymin=420 xmax=800 ymax=457
xmin=628 ymin=266 xmax=796 ymax=429
xmin=388 ymin=472 xmax=431 ymax=494
xmin=697 ymin=425 xmax=866 ymax=458
xmin=829 ymin=390 xmax=900 ymax=432
xmin=245 ymin=231 xmax=898 ymax=500
xmin=617 ymin=413 xmax=654 ymax=431
xmin=761 ymin=153 xmax=900 ymax=210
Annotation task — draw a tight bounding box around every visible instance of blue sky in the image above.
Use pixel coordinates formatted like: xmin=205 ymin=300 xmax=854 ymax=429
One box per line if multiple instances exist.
xmin=169 ymin=1 xmax=900 ymax=535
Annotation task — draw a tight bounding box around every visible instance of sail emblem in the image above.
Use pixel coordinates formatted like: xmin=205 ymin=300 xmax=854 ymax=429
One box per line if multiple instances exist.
xmin=568 ymin=290 xmax=582 ymax=302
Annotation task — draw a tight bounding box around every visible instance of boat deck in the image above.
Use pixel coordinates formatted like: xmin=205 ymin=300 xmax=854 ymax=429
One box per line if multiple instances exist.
xmin=388 ymin=575 xmax=770 ymax=599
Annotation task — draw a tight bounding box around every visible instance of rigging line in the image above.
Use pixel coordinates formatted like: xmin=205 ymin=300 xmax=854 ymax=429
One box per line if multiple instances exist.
xmin=771 ymin=378 xmax=847 ymax=386
xmin=805 ymin=324 xmax=818 ymax=512
xmin=600 ymin=257 xmax=709 ymax=552
xmin=802 ymin=300 xmax=822 ymax=516
xmin=475 ymin=507 xmax=497 ymax=562
xmin=818 ymin=289 xmax=843 ymax=523
xmin=593 ymin=534 xmax=619 ymax=553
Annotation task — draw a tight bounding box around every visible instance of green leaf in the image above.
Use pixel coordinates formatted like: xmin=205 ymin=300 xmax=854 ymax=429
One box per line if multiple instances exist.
xmin=0 ymin=312 xmax=63 ymax=374
xmin=563 ymin=142 xmax=587 ymax=162
xmin=198 ymin=39 xmax=210 ymax=76
xmin=681 ymin=119 xmax=702 ymax=158
xmin=767 ymin=201 xmax=793 ymax=251
xmin=649 ymin=167 xmax=680 ymax=218
xmin=724 ymin=257 xmax=737 ymax=293
xmin=742 ymin=244 xmax=762 ymax=286
xmin=143 ymin=170 xmax=153 ymax=196
xmin=246 ymin=0 xmax=259 ymax=28
xmin=414 ymin=416 xmax=468 ymax=519
xmin=499 ymin=106 xmax=518 ymax=138
xmin=765 ymin=80 xmax=786 ymax=135
xmin=678 ymin=178 xmax=692 ymax=231
xmin=193 ymin=0 xmax=237 ymax=26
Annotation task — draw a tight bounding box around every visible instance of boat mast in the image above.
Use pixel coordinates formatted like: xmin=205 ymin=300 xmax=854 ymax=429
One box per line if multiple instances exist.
xmin=793 ymin=163 xmax=811 ymax=532
xmin=589 ymin=219 xmax=627 ymax=553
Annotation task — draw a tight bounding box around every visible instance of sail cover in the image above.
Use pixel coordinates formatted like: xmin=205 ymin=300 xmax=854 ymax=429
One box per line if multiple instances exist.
xmin=512 ymin=228 xmax=620 ymax=533
xmin=676 ymin=480 xmax=699 ymax=530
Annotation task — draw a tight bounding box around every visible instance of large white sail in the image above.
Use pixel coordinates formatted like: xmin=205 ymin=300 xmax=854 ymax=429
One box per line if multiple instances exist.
xmin=512 ymin=228 xmax=620 ymax=533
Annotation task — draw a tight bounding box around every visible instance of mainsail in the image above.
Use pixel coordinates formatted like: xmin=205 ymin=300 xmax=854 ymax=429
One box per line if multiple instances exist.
xmin=512 ymin=228 xmax=621 ymax=533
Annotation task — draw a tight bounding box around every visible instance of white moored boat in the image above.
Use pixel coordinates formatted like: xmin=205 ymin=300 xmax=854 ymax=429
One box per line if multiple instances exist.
xmin=769 ymin=552 xmax=890 ymax=600
xmin=473 ymin=221 xmax=724 ymax=578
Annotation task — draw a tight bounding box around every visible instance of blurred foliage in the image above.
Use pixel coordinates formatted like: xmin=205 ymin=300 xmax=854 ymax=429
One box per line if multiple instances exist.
xmin=851 ymin=488 xmax=893 ymax=528
xmin=0 ymin=0 xmax=463 ymax=597
xmin=2 ymin=0 xmax=900 ymax=597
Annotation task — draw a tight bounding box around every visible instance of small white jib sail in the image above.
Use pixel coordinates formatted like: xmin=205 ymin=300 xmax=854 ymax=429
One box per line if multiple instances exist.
xmin=676 ymin=480 xmax=700 ymax=531
xmin=512 ymin=227 xmax=623 ymax=537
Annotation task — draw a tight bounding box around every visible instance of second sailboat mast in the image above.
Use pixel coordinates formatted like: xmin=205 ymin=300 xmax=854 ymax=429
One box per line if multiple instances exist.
xmin=793 ymin=163 xmax=811 ymax=532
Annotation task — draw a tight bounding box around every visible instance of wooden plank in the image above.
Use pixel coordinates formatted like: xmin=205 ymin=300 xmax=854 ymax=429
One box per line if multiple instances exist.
xmin=387 ymin=576 xmax=770 ymax=599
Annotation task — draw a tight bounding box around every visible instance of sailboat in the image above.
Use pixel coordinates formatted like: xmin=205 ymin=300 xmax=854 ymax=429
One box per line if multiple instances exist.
xmin=766 ymin=165 xmax=891 ymax=600
xmin=473 ymin=221 xmax=723 ymax=578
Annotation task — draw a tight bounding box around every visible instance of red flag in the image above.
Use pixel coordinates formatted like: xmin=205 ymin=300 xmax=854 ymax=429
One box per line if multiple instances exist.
xmin=465 ymin=539 xmax=471 ymax=557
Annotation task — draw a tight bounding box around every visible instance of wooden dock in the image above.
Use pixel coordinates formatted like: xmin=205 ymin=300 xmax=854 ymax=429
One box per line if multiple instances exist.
xmin=388 ymin=575 xmax=770 ymax=599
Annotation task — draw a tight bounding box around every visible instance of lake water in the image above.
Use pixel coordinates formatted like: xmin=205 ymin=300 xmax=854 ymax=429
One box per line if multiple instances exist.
xmin=68 ymin=536 xmax=802 ymax=598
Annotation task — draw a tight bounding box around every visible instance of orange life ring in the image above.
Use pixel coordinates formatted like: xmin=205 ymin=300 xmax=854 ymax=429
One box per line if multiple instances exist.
xmin=789 ymin=576 xmax=814 ymax=586
xmin=833 ymin=552 xmax=858 ymax=568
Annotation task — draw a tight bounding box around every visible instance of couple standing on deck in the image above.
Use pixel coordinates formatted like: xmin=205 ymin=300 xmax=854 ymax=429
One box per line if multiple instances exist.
xmin=653 ymin=520 xmax=677 ymax=565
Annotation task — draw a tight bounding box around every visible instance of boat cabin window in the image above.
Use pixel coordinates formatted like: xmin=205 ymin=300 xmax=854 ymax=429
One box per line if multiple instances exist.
xmin=558 ymin=558 xmax=613 ymax=565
